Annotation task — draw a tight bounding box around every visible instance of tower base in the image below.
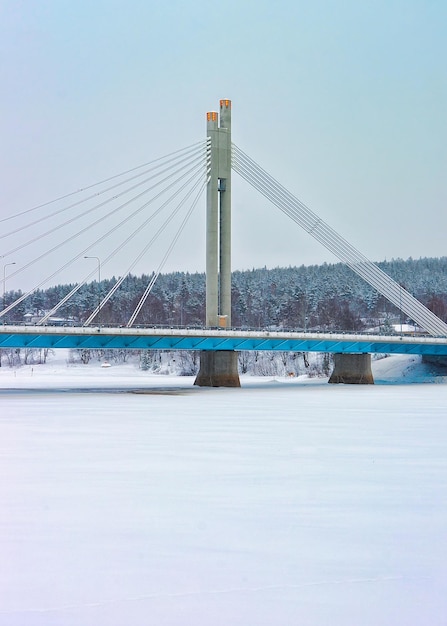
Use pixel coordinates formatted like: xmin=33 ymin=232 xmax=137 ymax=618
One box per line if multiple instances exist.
xmin=328 ymin=353 xmax=374 ymax=384
xmin=194 ymin=351 xmax=241 ymax=387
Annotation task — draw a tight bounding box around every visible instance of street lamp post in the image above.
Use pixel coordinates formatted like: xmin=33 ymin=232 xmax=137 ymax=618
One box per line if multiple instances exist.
xmin=3 ymin=262 xmax=16 ymax=315
xmin=84 ymin=256 xmax=101 ymax=325
xmin=399 ymin=284 xmax=403 ymax=336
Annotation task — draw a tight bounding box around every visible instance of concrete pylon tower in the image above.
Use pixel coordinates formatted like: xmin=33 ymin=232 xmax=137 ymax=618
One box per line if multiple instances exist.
xmin=194 ymin=99 xmax=240 ymax=387
xmin=205 ymin=99 xmax=232 ymax=327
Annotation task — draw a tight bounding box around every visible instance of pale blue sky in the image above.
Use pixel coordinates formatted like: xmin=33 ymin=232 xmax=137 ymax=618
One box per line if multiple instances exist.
xmin=1 ymin=0 xmax=446 ymax=290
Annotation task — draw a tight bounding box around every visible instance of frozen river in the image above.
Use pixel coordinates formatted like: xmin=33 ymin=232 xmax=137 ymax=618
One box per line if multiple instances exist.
xmin=1 ymin=356 xmax=447 ymax=625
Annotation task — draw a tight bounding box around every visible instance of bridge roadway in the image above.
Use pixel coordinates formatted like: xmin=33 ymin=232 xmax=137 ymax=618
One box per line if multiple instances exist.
xmin=1 ymin=325 xmax=447 ymax=356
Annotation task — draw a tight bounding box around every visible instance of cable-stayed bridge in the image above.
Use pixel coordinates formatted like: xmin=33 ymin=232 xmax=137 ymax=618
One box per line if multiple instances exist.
xmin=1 ymin=325 xmax=447 ymax=358
xmin=1 ymin=100 xmax=447 ymax=384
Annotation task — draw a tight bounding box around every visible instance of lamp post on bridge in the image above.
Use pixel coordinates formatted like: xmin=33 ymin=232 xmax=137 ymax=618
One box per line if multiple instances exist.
xmin=84 ymin=256 xmax=101 ymax=325
xmin=3 ymin=262 xmax=16 ymax=316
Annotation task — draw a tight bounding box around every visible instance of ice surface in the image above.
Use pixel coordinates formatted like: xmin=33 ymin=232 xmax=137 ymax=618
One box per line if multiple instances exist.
xmin=1 ymin=353 xmax=447 ymax=625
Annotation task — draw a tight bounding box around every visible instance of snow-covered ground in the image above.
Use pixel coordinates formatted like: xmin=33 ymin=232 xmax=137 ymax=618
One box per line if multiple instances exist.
xmin=1 ymin=352 xmax=447 ymax=625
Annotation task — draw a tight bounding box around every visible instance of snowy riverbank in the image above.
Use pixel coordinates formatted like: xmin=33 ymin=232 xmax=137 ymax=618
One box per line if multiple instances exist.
xmin=1 ymin=350 xmax=446 ymax=390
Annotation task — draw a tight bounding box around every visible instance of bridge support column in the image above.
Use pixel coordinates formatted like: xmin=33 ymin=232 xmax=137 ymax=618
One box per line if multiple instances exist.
xmin=195 ymin=99 xmax=241 ymax=388
xmin=328 ymin=353 xmax=374 ymax=384
xmin=194 ymin=350 xmax=240 ymax=387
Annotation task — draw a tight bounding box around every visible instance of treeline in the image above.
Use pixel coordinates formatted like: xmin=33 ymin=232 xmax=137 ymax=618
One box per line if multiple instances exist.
xmin=0 ymin=345 xmax=334 ymax=378
xmin=5 ymin=256 xmax=447 ymax=330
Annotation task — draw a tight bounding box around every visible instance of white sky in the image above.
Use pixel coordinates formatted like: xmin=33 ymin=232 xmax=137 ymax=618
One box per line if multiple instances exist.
xmin=0 ymin=1 xmax=446 ymax=292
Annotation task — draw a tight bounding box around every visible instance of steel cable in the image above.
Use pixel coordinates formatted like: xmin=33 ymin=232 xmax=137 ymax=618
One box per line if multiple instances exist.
xmin=1 ymin=151 xmax=207 ymax=288
xmin=0 ymin=140 xmax=206 ymax=224
xmin=2 ymin=149 xmax=208 ymax=319
xmin=232 ymin=143 xmax=447 ymax=337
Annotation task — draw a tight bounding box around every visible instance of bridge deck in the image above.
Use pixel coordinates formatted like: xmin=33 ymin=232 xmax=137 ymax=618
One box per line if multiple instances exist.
xmin=1 ymin=325 xmax=447 ymax=356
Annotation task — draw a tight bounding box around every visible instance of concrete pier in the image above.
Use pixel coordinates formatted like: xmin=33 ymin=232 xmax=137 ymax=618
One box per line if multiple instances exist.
xmin=194 ymin=351 xmax=240 ymax=387
xmin=328 ymin=353 xmax=374 ymax=384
